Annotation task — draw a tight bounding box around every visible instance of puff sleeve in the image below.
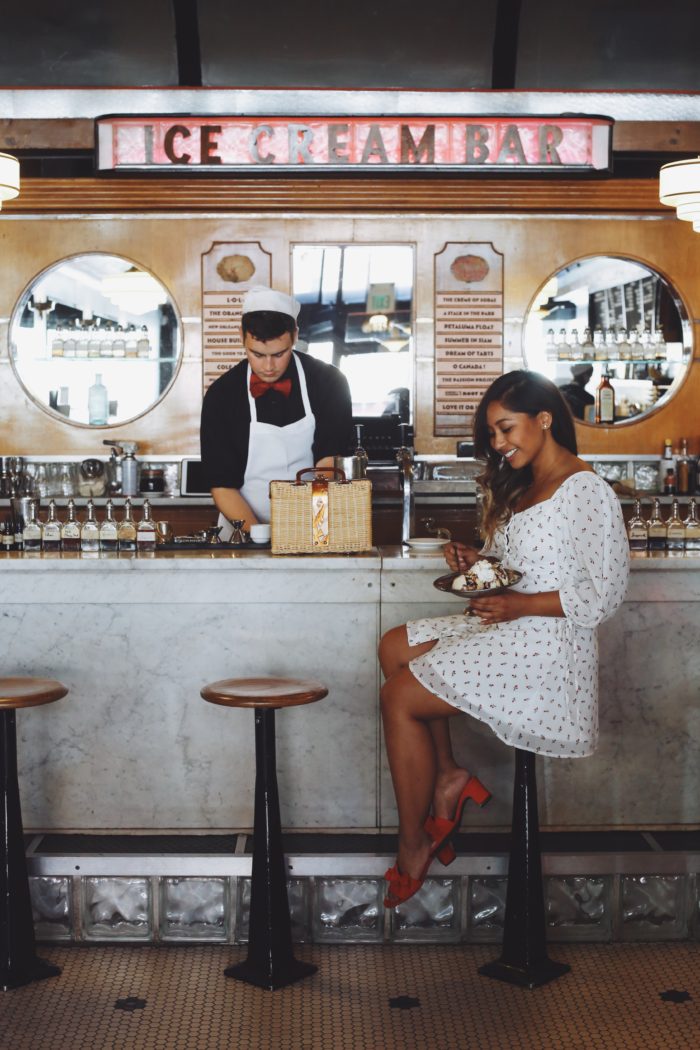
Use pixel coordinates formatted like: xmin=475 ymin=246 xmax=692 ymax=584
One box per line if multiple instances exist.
xmin=557 ymin=473 xmax=629 ymax=628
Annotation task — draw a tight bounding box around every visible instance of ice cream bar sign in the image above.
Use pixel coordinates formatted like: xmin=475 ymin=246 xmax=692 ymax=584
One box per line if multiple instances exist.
xmin=434 ymin=243 xmax=504 ymax=436
xmin=97 ymin=116 xmax=612 ymax=172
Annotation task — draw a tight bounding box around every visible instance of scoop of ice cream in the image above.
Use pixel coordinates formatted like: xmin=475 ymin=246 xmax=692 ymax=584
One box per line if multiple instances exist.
xmin=451 ymin=558 xmax=511 ymax=592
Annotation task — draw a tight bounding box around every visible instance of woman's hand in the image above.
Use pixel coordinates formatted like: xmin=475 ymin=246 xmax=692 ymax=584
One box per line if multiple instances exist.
xmin=468 ymin=590 xmax=529 ymax=624
xmin=444 ymin=542 xmax=480 ymax=573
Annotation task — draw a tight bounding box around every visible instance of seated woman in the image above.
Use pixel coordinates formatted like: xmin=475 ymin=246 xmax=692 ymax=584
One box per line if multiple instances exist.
xmin=380 ymin=370 xmax=629 ymax=908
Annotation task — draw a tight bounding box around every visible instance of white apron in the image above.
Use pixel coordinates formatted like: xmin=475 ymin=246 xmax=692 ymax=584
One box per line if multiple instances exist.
xmin=218 ymin=353 xmax=316 ymax=538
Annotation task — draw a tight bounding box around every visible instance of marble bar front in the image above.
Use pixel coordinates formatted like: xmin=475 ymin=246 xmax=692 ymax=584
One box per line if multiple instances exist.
xmin=3 ymin=549 xmax=699 ymax=833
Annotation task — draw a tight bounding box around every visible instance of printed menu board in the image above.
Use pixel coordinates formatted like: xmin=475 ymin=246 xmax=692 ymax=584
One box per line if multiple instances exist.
xmin=201 ymin=242 xmax=272 ymax=394
xmin=434 ymin=243 xmax=504 ymax=435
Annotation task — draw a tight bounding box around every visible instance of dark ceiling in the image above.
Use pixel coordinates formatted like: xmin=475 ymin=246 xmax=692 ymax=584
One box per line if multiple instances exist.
xmin=0 ymin=0 xmax=698 ymax=91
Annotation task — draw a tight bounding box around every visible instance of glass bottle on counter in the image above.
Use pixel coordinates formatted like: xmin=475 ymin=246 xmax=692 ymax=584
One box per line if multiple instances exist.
xmin=676 ymin=438 xmax=690 ymax=496
xmin=42 ymin=499 xmax=62 ymax=552
xmin=684 ymin=499 xmax=700 ymax=552
xmin=88 ymin=374 xmax=109 ymax=426
xmin=99 ymin=499 xmax=119 ymax=552
xmin=111 ymin=326 xmax=126 ymax=359
xmin=50 ymin=326 xmax=64 ymax=358
xmin=647 ymin=499 xmax=667 ymax=552
xmin=61 ymin=498 xmax=81 ymax=551
xmin=81 ymin=499 xmax=100 ymax=552
xmin=616 ymin=328 xmax=631 ymax=361
xmin=22 ymin=500 xmax=42 ymax=552
xmin=604 ymin=327 xmax=618 ymax=360
xmin=125 ymin=325 xmax=138 ymax=358
xmin=136 ymin=498 xmax=157 ymax=552
xmin=665 ymin=499 xmax=686 ymax=554
xmin=1 ymin=519 xmax=14 ymax=552
xmin=569 ymin=328 xmax=583 ymax=361
xmin=595 ymin=372 xmax=615 ymax=424
xmin=87 ymin=322 xmax=101 ymax=359
xmin=627 ymin=499 xmax=648 ymax=552
xmin=117 ymin=498 xmax=137 ymax=553
xmin=544 ymin=328 xmax=557 ymax=362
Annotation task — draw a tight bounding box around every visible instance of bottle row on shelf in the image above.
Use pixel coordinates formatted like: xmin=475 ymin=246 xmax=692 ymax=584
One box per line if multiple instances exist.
xmin=627 ymin=497 xmax=700 ymax=552
xmin=48 ymin=321 xmax=154 ymax=361
xmin=546 ymin=325 xmax=669 ymax=363
xmin=2 ymin=497 xmax=158 ymax=554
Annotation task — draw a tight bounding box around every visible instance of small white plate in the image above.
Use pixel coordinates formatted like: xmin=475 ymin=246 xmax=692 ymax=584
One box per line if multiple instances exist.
xmin=405 ymin=537 xmax=449 ymax=552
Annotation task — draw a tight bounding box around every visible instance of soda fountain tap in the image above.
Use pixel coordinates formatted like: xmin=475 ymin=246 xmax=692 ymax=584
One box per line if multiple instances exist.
xmin=395 ymin=422 xmax=415 ymax=545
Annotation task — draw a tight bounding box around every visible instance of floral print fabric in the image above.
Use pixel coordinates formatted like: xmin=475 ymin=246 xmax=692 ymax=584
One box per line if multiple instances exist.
xmin=407 ymin=471 xmax=630 ymax=757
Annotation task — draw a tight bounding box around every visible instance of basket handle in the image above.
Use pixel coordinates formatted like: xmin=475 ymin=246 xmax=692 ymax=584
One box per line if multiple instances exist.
xmin=295 ymin=466 xmax=348 ymax=484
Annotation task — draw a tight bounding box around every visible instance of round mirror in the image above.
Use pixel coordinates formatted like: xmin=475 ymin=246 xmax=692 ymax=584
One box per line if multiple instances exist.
xmin=523 ymin=256 xmax=692 ymax=425
xmin=9 ymin=253 xmax=182 ymax=427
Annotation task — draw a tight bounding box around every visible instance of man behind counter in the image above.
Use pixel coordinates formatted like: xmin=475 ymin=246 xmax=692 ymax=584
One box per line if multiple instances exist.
xmin=200 ymin=286 xmax=353 ymax=537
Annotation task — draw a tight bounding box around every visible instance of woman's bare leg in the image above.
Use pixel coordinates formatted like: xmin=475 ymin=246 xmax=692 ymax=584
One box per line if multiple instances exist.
xmin=380 ymin=666 xmax=463 ymax=880
xmin=379 ymin=625 xmax=471 ymax=820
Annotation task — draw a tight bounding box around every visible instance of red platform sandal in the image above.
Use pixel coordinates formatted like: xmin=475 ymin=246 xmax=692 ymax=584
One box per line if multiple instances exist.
xmin=424 ymin=775 xmax=492 ymax=867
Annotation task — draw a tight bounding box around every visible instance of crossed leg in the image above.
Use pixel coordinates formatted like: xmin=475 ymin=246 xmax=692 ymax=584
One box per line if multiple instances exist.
xmin=379 ymin=625 xmax=473 ymax=880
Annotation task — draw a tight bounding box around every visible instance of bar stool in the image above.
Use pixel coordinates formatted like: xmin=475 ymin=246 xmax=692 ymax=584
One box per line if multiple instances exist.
xmin=201 ymin=676 xmax=328 ymax=991
xmin=1 ymin=676 xmax=68 ymax=991
xmin=479 ymin=748 xmax=570 ymax=989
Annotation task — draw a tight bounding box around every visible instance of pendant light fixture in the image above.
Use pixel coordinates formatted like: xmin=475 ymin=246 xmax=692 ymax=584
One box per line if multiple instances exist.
xmin=659 ymin=156 xmax=700 ymax=229
xmin=0 ymin=152 xmax=20 ymax=209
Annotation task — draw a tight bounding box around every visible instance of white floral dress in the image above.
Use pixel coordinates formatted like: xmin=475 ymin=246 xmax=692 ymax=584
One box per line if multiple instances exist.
xmin=407 ymin=471 xmax=630 ymax=758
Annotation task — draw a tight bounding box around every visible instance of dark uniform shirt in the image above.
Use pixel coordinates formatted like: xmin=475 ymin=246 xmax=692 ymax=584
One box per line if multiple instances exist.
xmin=200 ymin=351 xmax=353 ymax=490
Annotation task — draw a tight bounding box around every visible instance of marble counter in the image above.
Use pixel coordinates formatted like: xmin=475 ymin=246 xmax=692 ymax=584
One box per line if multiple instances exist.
xmin=4 ymin=548 xmax=700 ymax=833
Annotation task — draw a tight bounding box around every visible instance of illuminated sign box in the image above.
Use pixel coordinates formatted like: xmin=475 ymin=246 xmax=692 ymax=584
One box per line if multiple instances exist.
xmin=96 ymin=116 xmax=613 ymax=173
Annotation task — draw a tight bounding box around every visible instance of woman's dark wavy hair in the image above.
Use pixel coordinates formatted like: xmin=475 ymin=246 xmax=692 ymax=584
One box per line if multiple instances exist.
xmin=473 ymin=370 xmax=578 ymax=542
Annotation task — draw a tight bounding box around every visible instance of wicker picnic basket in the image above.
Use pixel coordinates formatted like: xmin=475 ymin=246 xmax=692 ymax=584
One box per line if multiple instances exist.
xmin=270 ymin=467 xmax=372 ymax=554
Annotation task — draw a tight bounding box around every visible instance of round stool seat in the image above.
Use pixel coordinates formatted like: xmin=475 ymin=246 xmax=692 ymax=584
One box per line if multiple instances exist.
xmin=201 ymin=676 xmax=328 ymax=710
xmin=0 ymin=677 xmax=68 ymax=711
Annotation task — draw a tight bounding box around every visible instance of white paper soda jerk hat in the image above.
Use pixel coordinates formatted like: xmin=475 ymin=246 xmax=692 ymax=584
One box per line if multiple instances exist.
xmin=241 ymin=286 xmax=301 ymax=321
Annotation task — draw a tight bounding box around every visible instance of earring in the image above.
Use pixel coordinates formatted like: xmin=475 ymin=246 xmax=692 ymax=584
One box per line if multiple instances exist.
xmin=542 ymin=423 xmax=549 ymax=430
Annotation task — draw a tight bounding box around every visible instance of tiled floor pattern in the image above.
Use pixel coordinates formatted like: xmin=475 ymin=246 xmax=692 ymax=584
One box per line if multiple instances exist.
xmin=2 ymin=942 xmax=700 ymax=1050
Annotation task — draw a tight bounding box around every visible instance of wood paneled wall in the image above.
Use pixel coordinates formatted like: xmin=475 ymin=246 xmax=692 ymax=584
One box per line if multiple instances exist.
xmin=0 ymin=175 xmax=698 ymax=458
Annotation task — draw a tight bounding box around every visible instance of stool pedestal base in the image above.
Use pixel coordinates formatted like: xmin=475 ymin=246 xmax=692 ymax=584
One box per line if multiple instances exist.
xmin=226 ymin=708 xmax=316 ymax=991
xmin=1 ymin=709 xmax=61 ymax=992
xmin=478 ymin=748 xmax=570 ymax=990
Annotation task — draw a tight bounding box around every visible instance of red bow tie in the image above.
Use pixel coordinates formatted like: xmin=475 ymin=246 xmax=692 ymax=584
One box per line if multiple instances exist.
xmin=250 ymin=374 xmax=292 ymax=399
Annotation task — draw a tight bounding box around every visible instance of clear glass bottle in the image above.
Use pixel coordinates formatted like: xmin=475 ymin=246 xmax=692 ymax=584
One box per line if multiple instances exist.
xmin=605 ymin=327 xmax=619 ymax=360
xmin=100 ymin=323 xmax=114 ymax=358
xmin=125 ymin=324 xmax=138 ymax=358
xmin=22 ymin=500 xmax=43 ymax=552
xmin=136 ymin=498 xmax=157 ymax=552
xmin=581 ymin=327 xmax=594 ymax=359
xmin=117 ymin=498 xmax=137 ymax=552
xmin=629 ymin=328 xmax=645 ymax=361
xmin=99 ymin=498 xmax=119 ymax=552
xmin=88 ymin=321 xmax=101 ymax=359
xmin=42 ymin=498 xmax=62 ymax=552
xmin=593 ymin=328 xmax=607 ymax=360
xmin=616 ymin=329 xmax=631 ymax=360
xmin=62 ymin=323 xmax=77 ymax=358
xmin=136 ymin=325 xmax=151 ymax=359
xmin=544 ymin=328 xmax=557 ymax=362
xmin=568 ymin=328 xmax=583 ymax=361
xmin=75 ymin=320 xmax=89 ymax=358
xmin=50 ymin=326 xmax=64 ymax=358
xmin=665 ymin=498 xmax=686 ymax=553
xmin=647 ymin=498 xmax=667 ymax=552
xmin=60 ymin=498 xmax=81 ymax=552
xmin=684 ymin=499 xmax=700 ymax=552
xmin=81 ymin=499 xmax=100 ymax=552
xmin=639 ymin=327 xmax=652 ymax=360
xmin=627 ymin=499 xmax=648 ymax=552
xmin=676 ymin=438 xmax=690 ymax=496
xmin=88 ymin=374 xmax=109 ymax=426
xmin=653 ymin=326 xmax=667 ymax=361
xmin=556 ymin=327 xmax=571 ymax=361
xmin=659 ymin=437 xmax=674 ymax=492
xmin=111 ymin=325 xmax=126 ymax=358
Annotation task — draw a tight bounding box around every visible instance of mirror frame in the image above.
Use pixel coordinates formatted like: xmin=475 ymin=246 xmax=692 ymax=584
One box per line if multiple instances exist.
xmin=523 ymin=252 xmax=694 ymax=428
xmin=8 ymin=251 xmax=184 ymax=429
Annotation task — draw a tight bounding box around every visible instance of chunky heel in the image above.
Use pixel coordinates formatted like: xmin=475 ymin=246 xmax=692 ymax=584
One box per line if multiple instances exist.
xmin=423 ymin=775 xmax=493 ymax=868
